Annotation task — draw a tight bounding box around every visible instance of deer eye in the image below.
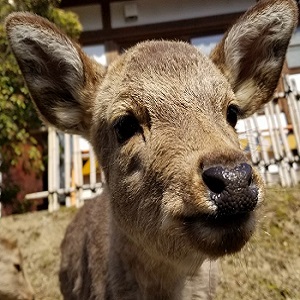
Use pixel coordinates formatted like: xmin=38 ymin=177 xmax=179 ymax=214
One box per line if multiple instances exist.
xmin=226 ymin=104 xmax=239 ymax=128
xmin=113 ymin=115 xmax=142 ymax=144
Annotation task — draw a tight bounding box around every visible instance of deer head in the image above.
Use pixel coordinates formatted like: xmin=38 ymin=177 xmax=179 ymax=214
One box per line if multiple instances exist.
xmin=5 ymin=0 xmax=298 ymax=264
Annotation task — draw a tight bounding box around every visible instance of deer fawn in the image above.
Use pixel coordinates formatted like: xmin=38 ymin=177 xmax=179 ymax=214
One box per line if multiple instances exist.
xmin=5 ymin=0 xmax=298 ymax=299
xmin=0 ymin=236 xmax=34 ymax=300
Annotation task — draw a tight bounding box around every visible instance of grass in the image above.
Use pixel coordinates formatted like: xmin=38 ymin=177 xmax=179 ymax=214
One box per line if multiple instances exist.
xmin=0 ymin=187 xmax=299 ymax=299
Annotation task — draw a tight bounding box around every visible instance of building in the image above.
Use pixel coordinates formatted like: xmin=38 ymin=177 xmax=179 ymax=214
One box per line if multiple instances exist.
xmin=57 ymin=0 xmax=300 ymax=187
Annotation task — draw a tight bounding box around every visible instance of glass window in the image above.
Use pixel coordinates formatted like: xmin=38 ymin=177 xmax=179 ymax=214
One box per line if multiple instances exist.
xmin=286 ymin=27 xmax=300 ymax=69
xmin=191 ymin=34 xmax=223 ymax=55
xmin=83 ymin=44 xmax=107 ymax=66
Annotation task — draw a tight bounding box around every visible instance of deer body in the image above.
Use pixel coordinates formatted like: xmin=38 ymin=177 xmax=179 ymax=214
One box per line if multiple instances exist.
xmin=5 ymin=1 xmax=298 ymax=299
xmin=0 ymin=236 xmax=34 ymax=300
xmin=59 ymin=194 xmax=218 ymax=299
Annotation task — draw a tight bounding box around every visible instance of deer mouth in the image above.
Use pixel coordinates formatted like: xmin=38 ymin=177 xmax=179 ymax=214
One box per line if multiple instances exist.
xmin=181 ymin=210 xmax=256 ymax=257
xmin=183 ymin=211 xmax=252 ymax=228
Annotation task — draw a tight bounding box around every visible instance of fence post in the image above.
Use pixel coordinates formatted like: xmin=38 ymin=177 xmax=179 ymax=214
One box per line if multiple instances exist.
xmin=284 ymin=76 xmax=300 ymax=154
xmin=252 ymin=114 xmax=272 ymax=184
xmin=273 ymin=99 xmax=298 ymax=185
xmin=48 ymin=126 xmax=60 ymax=211
xmin=64 ymin=133 xmax=72 ymax=207
xmin=264 ymin=105 xmax=288 ymax=186
xmin=73 ymin=135 xmax=83 ymax=207
xmin=244 ymin=118 xmax=260 ymax=164
xmin=89 ymin=147 xmax=97 ymax=195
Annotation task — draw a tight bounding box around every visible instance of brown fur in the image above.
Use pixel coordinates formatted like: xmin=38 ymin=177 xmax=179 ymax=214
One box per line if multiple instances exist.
xmin=0 ymin=236 xmax=34 ymax=300
xmin=5 ymin=1 xmax=298 ymax=299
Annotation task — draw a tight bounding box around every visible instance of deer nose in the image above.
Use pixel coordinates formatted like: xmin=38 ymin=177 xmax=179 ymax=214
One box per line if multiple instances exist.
xmin=202 ymin=163 xmax=258 ymax=216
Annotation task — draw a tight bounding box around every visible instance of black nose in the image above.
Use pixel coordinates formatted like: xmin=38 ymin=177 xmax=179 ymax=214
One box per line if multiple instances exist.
xmin=202 ymin=163 xmax=258 ymax=216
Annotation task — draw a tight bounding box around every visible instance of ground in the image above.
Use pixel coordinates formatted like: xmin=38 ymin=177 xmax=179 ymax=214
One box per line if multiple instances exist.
xmin=0 ymin=187 xmax=299 ymax=300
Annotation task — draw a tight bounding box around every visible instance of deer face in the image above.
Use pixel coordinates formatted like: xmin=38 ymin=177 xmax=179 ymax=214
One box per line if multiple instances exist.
xmin=91 ymin=41 xmax=262 ymax=259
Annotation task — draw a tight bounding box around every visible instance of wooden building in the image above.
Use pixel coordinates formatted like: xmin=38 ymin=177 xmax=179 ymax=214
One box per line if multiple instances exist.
xmin=60 ymin=0 xmax=300 ymax=72
xmin=55 ymin=0 xmax=300 ymax=189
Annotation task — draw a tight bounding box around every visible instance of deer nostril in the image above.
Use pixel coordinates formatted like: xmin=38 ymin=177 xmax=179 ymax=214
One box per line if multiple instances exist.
xmin=202 ymin=163 xmax=253 ymax=193
xmin=202 ymin=168 xmax=226 ymax=194
xmin=240 ymin=163 xmax=253 ymax=186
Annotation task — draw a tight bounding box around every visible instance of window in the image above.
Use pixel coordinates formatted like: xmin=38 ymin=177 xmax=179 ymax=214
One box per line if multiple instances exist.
xmin=286 ymin=27 xmax=300 ymax=69
xmin=191 ymin=34 xmax=223 ymax=56
xmin=83 ymin=44 xmax=107 ymax=66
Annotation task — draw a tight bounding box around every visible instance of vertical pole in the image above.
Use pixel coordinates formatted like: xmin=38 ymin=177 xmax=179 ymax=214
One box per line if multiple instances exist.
xmin=64 ymin=133 xmax=71 ymax=207
xmin=244 ymin=118 xmax=260 ymax=164
xmin=89 ymin=146 xmax=96 ymax=195
xmin=49 ymin=127 xmax=60 ymax=211
xmin=273 ymin=99 xmax=298 ymax=185
xmin=48 ymin=127 xmax=60 ymax=211
xmin=73 ymin=135 xmax=83 ymax=207
xmin=54 ymin=130 xmax=60 ymax=210
xmin=252 ymin=113 xmax=271 ymax=184
xmin=265 ymin=105 xmax=286 ymax=186
xmin=48 ymin=127 xmax=54 ymax=211
xmin=267 ymin=102 xmax=284 ymax=157
xmin=286 ymin=77 xmax=300 ymax=185
xmin=284 ymin=76 xmax=300 ymax=154
xmin=268 ymin=101 xmax=291 ymax=186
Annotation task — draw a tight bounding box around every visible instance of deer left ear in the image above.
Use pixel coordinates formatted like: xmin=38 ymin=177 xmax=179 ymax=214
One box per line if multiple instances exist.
xmin=210 ymin=0 xmax=298 ymax=118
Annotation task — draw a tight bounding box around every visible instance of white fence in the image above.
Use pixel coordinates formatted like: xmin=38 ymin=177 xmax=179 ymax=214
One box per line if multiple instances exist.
xmin=6 ymin=75 xmax=300 ymax=212
xmin=238 ymin=95 xmax=300 ymax=187
xmin=25 ymin=131 xmax=104 ymax=212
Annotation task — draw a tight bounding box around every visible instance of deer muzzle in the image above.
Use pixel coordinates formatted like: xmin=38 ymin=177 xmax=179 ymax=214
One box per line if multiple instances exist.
xmin=202 ymin=163 xmax=258 ymax=217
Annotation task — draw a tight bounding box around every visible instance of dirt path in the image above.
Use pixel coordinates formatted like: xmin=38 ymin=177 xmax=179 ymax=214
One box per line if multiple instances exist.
xmin=0 ymin=187 xmax=299 ymax=300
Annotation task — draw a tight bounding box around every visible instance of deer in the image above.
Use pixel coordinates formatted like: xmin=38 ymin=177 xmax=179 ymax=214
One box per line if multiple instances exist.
xmin=5 ymin=0 xmax=298 ymax=298
xmin=0 ymin=235 xmax=34 ymax=300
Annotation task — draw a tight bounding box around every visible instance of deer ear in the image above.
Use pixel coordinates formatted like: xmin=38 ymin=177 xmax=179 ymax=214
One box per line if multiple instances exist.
xmin=5 ymin=12 xmax=106 ymax=136
xmin=210 ymin=0 xmax=298 ymax=118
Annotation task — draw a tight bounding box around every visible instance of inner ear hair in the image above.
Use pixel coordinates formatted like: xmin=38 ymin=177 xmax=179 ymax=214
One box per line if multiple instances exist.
xmin=210 ymin=0 xmax=298 ymax=116
xmin=5 ymin=12 xmax=106 ymax=135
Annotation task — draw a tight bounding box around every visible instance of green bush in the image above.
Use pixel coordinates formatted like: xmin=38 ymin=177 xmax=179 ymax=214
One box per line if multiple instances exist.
xmin=0 ymin=0 xmax=82 ymax=211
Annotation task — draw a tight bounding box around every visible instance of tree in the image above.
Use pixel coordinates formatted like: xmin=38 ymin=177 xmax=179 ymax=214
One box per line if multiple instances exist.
xmin=0 ymin=0 xmax=82 ymax=212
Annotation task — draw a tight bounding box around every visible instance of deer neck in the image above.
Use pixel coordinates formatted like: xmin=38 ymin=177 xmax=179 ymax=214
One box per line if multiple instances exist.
xmin=108 ymin=221 xmax=204 ymax=300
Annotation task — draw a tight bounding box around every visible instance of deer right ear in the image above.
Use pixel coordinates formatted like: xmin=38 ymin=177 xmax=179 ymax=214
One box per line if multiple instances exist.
xmin=210 ymin=0 xmax=298 ymax=118
xmin=5 ymin=12 xmax=106 ymax=136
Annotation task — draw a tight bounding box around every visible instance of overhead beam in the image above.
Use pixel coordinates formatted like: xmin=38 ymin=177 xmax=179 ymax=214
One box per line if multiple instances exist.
xmin=60 ymin=0 xmax=133 ymax=7
xmin=79 ymin=12 xmax=244 ymax=46
xmin=101 ymin=0 xmax=111 ymax=30
xmin=60 ymin=0 xmax=98 ymax=7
